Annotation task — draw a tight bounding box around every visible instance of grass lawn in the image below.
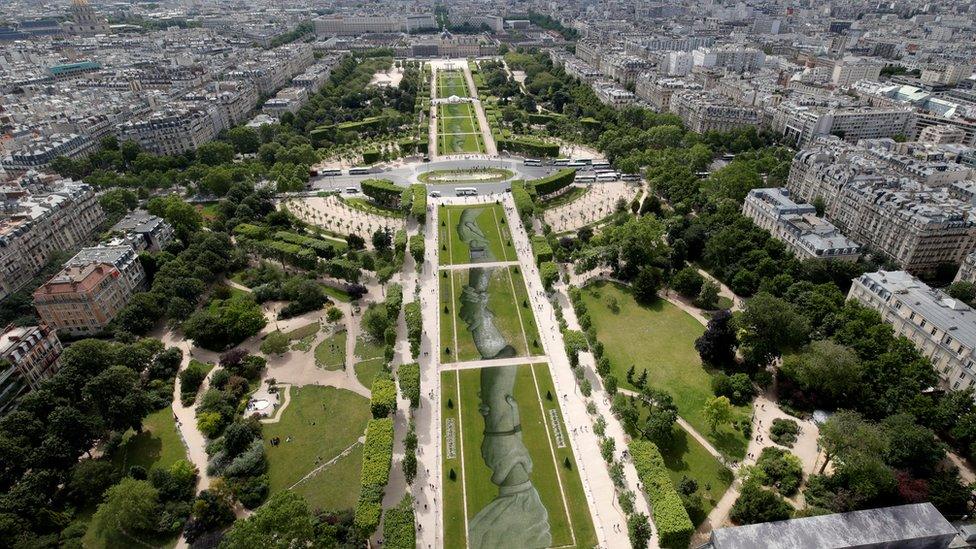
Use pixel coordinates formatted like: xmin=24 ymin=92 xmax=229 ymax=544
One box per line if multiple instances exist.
xmin=581 ymin=281 xmax=749 ymax=459
xmin=110 ymin=407 xmax=187 ymax=474
xmin=263 ymin=386 xmax=371 ymax=498
xmin=441 ymin=364 xmax=596 ymax=548
xmin=354 ymin=358 xmax=385 ymax=387
xmin=437 ymin=71 xmax=470 ymax=98
xmin=286 ymin=322 xmax=321 ymax=340
xmin=354 ymin=334 xmax=385 ymax=362
xmin=440 ymin=266 xmax=541 ymax=363
xmin=418 ymin=168 xmax=514 ymax=184
xmin=437 ymin=132 xmax=484 ymax=154
xmin=322 ymin=286 xmax=352 ymax=302
xmin=438 ymin=204 xmax=513 ymax=265
xmin=291 ymin=444 xmax=364 ymax=512
xmin=314 ymin=330 xmax=347 ymax=370
xmin=540 ymin=185 xmax=588 ymax=209
xmin=657 ymin=427 xmax=734 ymax=526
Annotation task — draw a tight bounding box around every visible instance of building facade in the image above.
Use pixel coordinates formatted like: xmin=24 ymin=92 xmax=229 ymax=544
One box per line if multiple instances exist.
xmin=743 ymin=188 xmax=861 ymax=261
xmin=669 ymin=91 xmax=759 ymax=133
xmin=0 ymin=324 xmax=62 ymax=416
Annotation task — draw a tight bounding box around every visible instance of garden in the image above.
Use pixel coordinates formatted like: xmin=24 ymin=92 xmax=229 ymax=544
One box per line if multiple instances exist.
xmin=438 ymin=203 xmax=514 ymax=265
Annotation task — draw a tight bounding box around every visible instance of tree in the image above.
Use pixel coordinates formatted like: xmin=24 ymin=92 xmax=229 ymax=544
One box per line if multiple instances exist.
xmin=260 ymin=331 xmax=289 ymax=356
xmin=67 ymin=459 xmax=119 ymax=505
xmin=346 ymin=234 xmax=366 ymax=250
xmin=226 ymin=126 xmax=260 ymax=154
xmin=83 ymin=365 xmax=151 ymax=433
xmin=695 ymin=309 xmax=737 ymax=368
xmin=671 ymin=267 xmax=704 ymax=298
xmin=696 ymin=281 xmax=720 ymax=309
xmin=197 ymin=141 xmax=235 ymax=166
xmin=371 ymin=229 xmax=392 ymax=251
xmin=817 ymin=410 xmax=885 ymax=474
xmin=729 ymin=482 xmax=793 ymax=525
xmin=90 ymin=478 xmax=160 ymax=539
xmin=147 ymin=195 xmax=202 ymax=241
xmin=631 ymin=267 xmax=662 ymax=304
xmin=702 ymin=396 xmax=733 ymax=433
xmin=361 ymin=303 xmax=391 ymax=342
xmin=183 ymin=295 xmax=267 ymax=350
xmin=734 ymin=293 xmax=809 ymax=365
xmin=780 ymin=341 xmax=863 ymax=407
xmin=627 ymin=512 xmax=652 ymax=548
xmin=222 ymin=490 xmax=316 ymax=547
xmin=880 ymin=413 xmax=945 ymax=477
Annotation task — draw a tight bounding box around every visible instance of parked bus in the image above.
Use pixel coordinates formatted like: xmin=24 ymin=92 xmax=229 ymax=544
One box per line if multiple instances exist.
xmin=523 ymin=158 xmax=542 ymax=166
xmin=621 ymin=173 xmax=641 ymax=181
xmin=571 ymin=158 xmax=593 ymax=165
xmin=596 ymin=172 xmax=619 ymax=182
xmin=553 ymin=158 xmax=570 ymax=166
xmin=592 ymin=162 xmax=611 ymax=170
xmin=319 ymin=169 xmax=342 ymax=176
xmin=576 ymin=174 xmax=596 ymax=182
xmin=567 ymin=161 xmax=588 ymax=168
xmin=348 ymin=167 xmax=372 ymax=175
xmin=722 ymin=153 xmax=736 ymax=161
xmin=695 ymin=171 xmax=711 ymax=178
xmin=456 ymin=187 xmax=478 ymax=196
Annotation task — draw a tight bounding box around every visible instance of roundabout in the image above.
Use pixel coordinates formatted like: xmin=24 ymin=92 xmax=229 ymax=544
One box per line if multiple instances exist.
xmin=417 ymin=167 xmax=516 ymax=184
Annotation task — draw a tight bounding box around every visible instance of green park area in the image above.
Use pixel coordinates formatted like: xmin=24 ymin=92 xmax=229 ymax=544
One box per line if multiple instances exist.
xmin=417 ymin=167 xmax=514 ymax=185
xmin=437 ymin=70 xmax=471 ymax=98
xmin=437 ymin=102 xmax=485 ymax=154
xmin=354 ymin=334 xmax=387 ymax=387
xmin=110 ymin=408 xmax=187 ymax=474
xmin=263 ymin=385 xmax=371 ymax=511
xmin=581 ymin=282 xmax=750 ymax=459
xmin=439 ymin=266 xmax=541 ymax=363
xmin=441 ymin=364 xmax=596 ymax=549
xmin=438 ymin=203 xmax=513 ymax=265
xmin=314 ymin=330 xmax=347 ymax=370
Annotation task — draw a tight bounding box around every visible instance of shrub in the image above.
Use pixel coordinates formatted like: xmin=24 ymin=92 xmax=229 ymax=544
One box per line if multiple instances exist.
xmin=370 ymin=377 xmax=397 ymax=418
xmin=398 ymin=363 xmax=421 ymax=408
xmin=769 ymin=418 xmax=800 ymax=447
xmin=629 ymin=440 xmax=694 ymax=549
xmin=540 ymin=261 xmax=558 ymax=292
xmin=711 ymin=372 xmax=756 ymax=405
xmin=754 ymin=447 xmax=803 ymax=496
xmin=382 ymin=495 xmax=416 ymax=549
xmin=179 ymin=360 xmax=210 ymax=405
xmin=730 ymin=482 xmax=793 ymax=525
xmin=404 ymin=302 xmax=422 ymax=358
xmin=356 ymin=418 xmax=394 ymax=534
xmin=532 ymin=168 xmax=576 ymax=196
xmin=408 ymin=234 xmax=425 ymax=265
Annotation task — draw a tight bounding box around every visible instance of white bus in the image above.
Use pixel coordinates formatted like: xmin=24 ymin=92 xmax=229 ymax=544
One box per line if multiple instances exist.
xmin=567 ymin=161 xmax=588 ymax=168
xmin=592 ymin=162 xmax=611 ymax=170
xmin=572 ymin=157 xmax=593 ymax=165
xmin=456 ymin=187 xmax=478 ymax=196
xmin=596 ymin=172 xmax=619 ymax=182
xmin=319 ymin=169 xmax=342 ymax=176
xmin=348 ymin=167 xmax=372 ymax=175
xmin=621 ymin=173 xmax=641 ymax=181
xmin=576 ymin=174 xmax=596 ymax=182
xmin=523 ymin=158 xmax=542 ymax=166
xmin=553 ymin=158 xmax=570 ymax=166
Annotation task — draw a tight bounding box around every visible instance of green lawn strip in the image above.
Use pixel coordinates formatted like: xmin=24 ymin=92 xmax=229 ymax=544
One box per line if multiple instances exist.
xmin=438 ymin=204 xmax=508 ymax=265
xmin=314 ymin=330 xmax=347 ymax=370
xmin=355 ymin=334 xmax=385 ymax=361
xmin=483 ymin=267 xmax=528 ymax=357
xmin=581 ymin=281 xmax=749 ymax=459
xmin=540 ymin=185 xmax=588 ymax=210
xmin=110 ymin=407 xmax=187 ymax=474
xmin=451 ymin=270 xmax=480 ymax=361
xmin=508 ymin=268 xmax=542 ymax=354
xmin=439 ymin=272 xmax=457 ymax=363
xmin=418 ymin=168 xmax=514 ymax=184
xmin=457 ymin=365 xmax=575 ymax=547
xmin=263 ymin=386 xmax=371 ymax=494
xmin=321 ymin=285 xmax=352 ymax=302
xmin=657 ymin=427 xmax=734 ymax=526
xmin=286 ymin=322 xmax=320 ymax=341
xmin=441 ymin=371 xmax=467 ymax=548
xmin=291 ymin=443 xmax=363 ymax=512
xmin=354 ymin=358 xmax=385 ymax=388
xmin=343 ymin=197 xmax=404 ymax=218
xmin=531 ymin=363 xmax=598 ymax=547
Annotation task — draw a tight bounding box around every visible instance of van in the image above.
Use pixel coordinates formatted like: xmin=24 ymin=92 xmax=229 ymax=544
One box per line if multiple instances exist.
xmin=345 ymin=187 xmax=358 ymax=194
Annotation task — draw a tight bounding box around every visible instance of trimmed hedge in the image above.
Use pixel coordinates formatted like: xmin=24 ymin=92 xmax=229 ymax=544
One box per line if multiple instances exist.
xmin=386 ymin=283 xmax=403 ymax=321
xmin=370 ymin=377 xmax=397 ymax=418
xmin=233 ymin=223 xmax=268 ymax=240
xmin=398 ymin=362 xmax=420 ymax=408
xmin=361 ymin=178 xmax=402 ymax=208
xmin=540 ymin=261 xmax=559 ymax=291
xmin=274 ymin=230 xmax=343 ymax=258
xmin=532 ymin=168 xmax=576 ymax=196
xmin=382 ymin=495 xmax=416 ymax=549
xmin=410 ymin=184 xmax=427 ymax=222
xmin=355 ymin=418 xmax=394 ymax=534
xmin=362 ymin=149 xmax=381 ymax=164
xmin=511 ymin=180 xmax=535 ymax=220
xmin=497 ymin=136 xmax=560 ymax=157
xmin=408 ymin=234 xmax=425 ymax=266
xmin=323 ymin=257 xmax=361 ymax=283
xmin=404 ymin=302 xmax=422 ymax=359
xmin=629 ymin=440 xmax=694 ymax=549
xmin=531 ymin=235 xmax=553 ymax=263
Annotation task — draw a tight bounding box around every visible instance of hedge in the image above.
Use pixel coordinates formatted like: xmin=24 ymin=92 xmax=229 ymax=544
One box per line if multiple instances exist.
xmin=528 ymin=112 xmax=564 ymax=125
xmin=629 ymin=440 xmax=694 ymax=549
xmin=540 ymin=261 xmax=559 ymax=291
xmin=355 ymin=418 xmax=394 ymax=534
xmin=404 ymin=302 xmax=422 ymax=358
xmin=531 ymin=235 xmax=553 ymax=263
xmin=410 ymin=184 xmax=427 ymax=222
xmin=511 ymin=180 xmax=535 ymax=220
xmin=362 ymin=149 xmax=381 ymax=164
xmin=532 ymin=168 xmax=576 ymax=196
xmin=386 ymin=283 xmax=403 ymax=321
xmin=382 ymin=495 xmax=416 ymax=549
xmin=497 ymin=136 xmax=560 ymax=157
xmin=274 ymin=230 xmax=343 ymax=258
xmin=397 ymin=362 xmax=420 ymax=408
xmin=370 ymin=377 xmax=397 ymax=418
xmin=408 ymin=234 xmax=425 ymax=265
xmin=233 ymin=223 xmax=268 ymax=240
xmin=248 ymin=240 xmax=317 ymax=270
xmin=323 ymin=257 xmax=361 ymax=283
xmin=361 ymin=178 xmax=402 ymax=208
xmin=563 ymin=330 xmax=588 ymax=364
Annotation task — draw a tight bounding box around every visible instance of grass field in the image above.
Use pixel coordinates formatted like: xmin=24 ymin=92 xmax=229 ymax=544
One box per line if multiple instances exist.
xmin=439 ymin=266 xmax=541 ymax=363
xmin=437 ymin=70 xmax=471 ymax=99
xmin=263 ymin=386 xmax=370 ymax=508
xmin=581 ymin=281 xmax=749 ymax=459
xmin=438 ymin=204 xmax=514 ymax=265
xmin=110 ymin=407 xmax=187 ymax=474
xmin=540 ymin=185 xmax=588 ymax=209
xmin=314 ymin=330 xmax=347 ymax=370
xmin=441 ymin=364 xmax=596 ymax=548
xmin=436 ymin=102 xmax=485 ymax=154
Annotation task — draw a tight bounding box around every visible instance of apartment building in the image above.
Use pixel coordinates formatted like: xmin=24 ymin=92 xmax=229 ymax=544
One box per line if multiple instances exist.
xmin=787 ymin=139 xmax=976 ymax=274
xmin=117 ymin=106 xmax=222 ymax=156
xmin=263 ymin=87 xmax=309 ymax=116
xmin=773 ymin=103 xmax=915 ymax=147
xmin=955 ymin=251 xmax=976 ymax=284
xmin=0 ymin=324 xmax=62 ymax=416
xmin=33 ymin=245 xmax=146 ymax=336
xmin=743 ymin=188 xmax=861 ymax=261
xmin=106 ymin=210 xmax=174 ymax=252
xmin=831 ymin=56 xmax=883 ymax=88
xmin=0 ymin=179 xmax=104 ymax=301
xmin=848 ymin=270 xmax=976 ymax=392
xmin=692 ymin=46 xmax=765 ymax=73
xmin=0 ymin=133 xmax=96 ymax=173
xmin=635 ymin=77 xmax=701 ymax=112
xmin=669 ymin=91 xmax=759 ymax=133
xmin=313 ymin=15 xmax=435 ymax=36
